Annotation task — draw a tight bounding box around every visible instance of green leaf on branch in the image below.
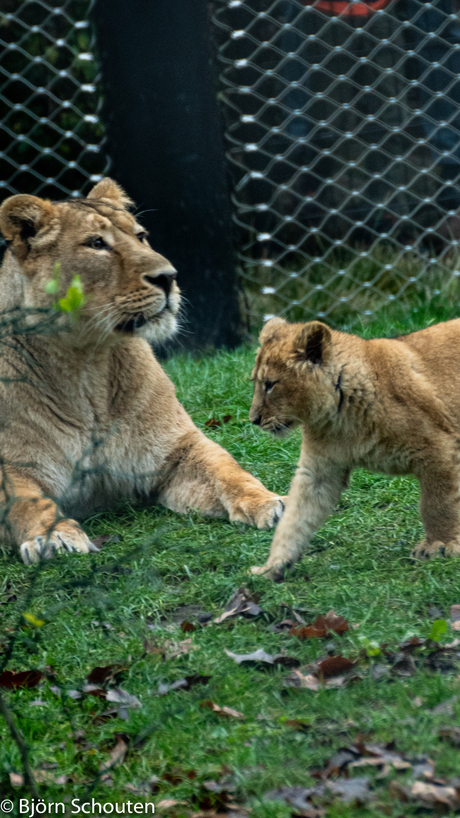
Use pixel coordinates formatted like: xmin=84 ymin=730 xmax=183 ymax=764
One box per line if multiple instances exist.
xmin=58 ymin=275 xmax=86 ymax=313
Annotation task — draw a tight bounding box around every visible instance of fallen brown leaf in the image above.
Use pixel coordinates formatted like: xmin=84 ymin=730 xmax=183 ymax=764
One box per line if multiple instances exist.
xmin=265 ymin=777 xmax=371 ymax=809
xmin=439 ymin=725 xmax=460 ymax=746
xmin=105 ymin=688 xmax=141 ymax=708
xmin=90 ymin=534 xmax=120 ymax=548
xmin=180 ymin=620 xmax=196 ymax=632
xmin=158 ymin=674 xmax=211 ymax=695
xmin=0 ymin=669 xmax=43 ymax=689
xmin=390 ymin=779 xmax=460 ymax=809
xmin=165 ymin=638 xmax=197 ymax=661
xmin=284 ymin=719 xmax=311 ymax=732
xmin=100 ymin=734 xmax=129 ymax=782
xmin=214 ymin=587 xmax=262 ymax=624
xmin=290 ymin=610 xmax=349 ymax=639
xmin=224 ymin=648 xmax=300 ymax=668
xmin=200 ymin=700 xmax=245 ymax=719
xmin=451 ymin=604 xmax=460 ymax=631
xmin=86 ymin=664 xmax=126 ymax=685
xmin=205 ymin=414 xmax=232 ymax=428
xmin=317 ymin=656 xmax=356 ymax=679
xmin=143 ymin=639 xmax=164 ymax=657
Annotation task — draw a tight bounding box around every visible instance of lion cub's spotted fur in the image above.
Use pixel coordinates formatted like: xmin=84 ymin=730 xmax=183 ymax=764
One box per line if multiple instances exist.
xmin=250 ymin=316 xmax=460 ymax=578
xmin=0 ymin=179 xmax=283 ymax=564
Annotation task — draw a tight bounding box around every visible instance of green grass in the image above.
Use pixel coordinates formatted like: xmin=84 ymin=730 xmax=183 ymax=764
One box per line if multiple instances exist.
xmin=2 ymin=300 xmax=460 ymax=815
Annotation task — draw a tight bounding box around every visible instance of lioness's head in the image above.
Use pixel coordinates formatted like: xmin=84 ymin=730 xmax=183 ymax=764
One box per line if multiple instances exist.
xmin=0 ymin=178 xmax=181 ymax=345
xmin=249 ymin=317 xmax=336 ymax=436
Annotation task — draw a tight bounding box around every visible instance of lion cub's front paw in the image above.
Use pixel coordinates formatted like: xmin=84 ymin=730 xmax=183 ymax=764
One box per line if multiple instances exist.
xmin=250 ymin=561 xmax=288 ymax=581
xmin=253 ymin=496 xmax=285 ymax=530
xmin=20 ymin=522 xmax=99 ymax=565
xmin=410 ymin=539 xmax=460 ymax=560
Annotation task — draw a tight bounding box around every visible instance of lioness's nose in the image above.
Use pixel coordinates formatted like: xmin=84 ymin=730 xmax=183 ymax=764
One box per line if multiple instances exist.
xmin=249 ymin=408 xmax=262 ymax=425
xmin=143 ymin=267 xmax=177 ymax=297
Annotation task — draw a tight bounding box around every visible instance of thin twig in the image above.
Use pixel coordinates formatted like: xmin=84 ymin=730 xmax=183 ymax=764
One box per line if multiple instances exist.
xmin=0 ymin=689 xmax=39 ymax=798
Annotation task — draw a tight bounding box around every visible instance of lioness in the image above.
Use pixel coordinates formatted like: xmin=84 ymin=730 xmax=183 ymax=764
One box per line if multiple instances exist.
xmin=249 ymin=315 xmax=460 ymax=579
xmin=0 ymin=178 xmax=284 ymax=564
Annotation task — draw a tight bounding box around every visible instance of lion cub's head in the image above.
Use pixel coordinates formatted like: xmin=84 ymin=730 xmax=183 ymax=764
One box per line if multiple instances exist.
xmin=249 ymin=317 xmax=337 ymax=436
xmin=0 ymin=178 xmax=181 ymax=345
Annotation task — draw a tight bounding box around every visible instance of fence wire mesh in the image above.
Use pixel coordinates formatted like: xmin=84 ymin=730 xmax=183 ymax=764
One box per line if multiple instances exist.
xmin=212 ymin=0 xmax=460 ymax=328
xmin=0 ymin=0 xmax=109 ymax=208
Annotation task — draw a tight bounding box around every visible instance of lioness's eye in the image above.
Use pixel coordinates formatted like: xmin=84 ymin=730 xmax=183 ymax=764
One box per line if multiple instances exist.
xmin=265 ymin=380 xmax=277 ymax=392
xmin=136 ymin=231 xmax=149 ymax=243
xmin=84 ymin=236 xmax=111 ymax=251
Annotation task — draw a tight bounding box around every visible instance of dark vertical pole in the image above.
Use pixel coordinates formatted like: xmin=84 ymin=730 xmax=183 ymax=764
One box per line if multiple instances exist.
xmin=92 ymin=0 xmax=241 ymax=350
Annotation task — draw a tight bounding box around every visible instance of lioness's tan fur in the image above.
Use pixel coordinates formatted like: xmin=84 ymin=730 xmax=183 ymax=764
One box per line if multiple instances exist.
xmin=0 ymin=179 xmax=283 ymax=564
xmin=249 ymin=316 xmax=460 ymax=578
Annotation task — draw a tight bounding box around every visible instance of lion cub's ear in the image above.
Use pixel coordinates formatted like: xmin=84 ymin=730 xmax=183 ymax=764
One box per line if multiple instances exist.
xmin=0 ymin=194 xmax=57 ymax=263
xmin=259 ymin=316 xmax=286 ymax=344
xmin=295 ymin=321 xmax=332 ymax=366
xmin=87 ymin=178 xmax=133 ymax=209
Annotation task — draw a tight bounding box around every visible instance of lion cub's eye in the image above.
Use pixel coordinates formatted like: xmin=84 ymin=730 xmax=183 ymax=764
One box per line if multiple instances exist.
xmin=84 ymin=236 xmax=111 ymax=251
xmin=264 ymin=380 xmax=278 ymax=393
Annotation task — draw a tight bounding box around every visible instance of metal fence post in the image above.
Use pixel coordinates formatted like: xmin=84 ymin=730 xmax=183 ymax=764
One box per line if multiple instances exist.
xmin=92 ymin=0 xmax=241 ymax=350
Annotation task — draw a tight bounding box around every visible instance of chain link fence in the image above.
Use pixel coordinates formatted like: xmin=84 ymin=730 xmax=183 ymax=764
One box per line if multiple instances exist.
xmin=0 ymin=0 xmax=109 ymax=210
xmin=212 ymin=0 xmax=460 ymax=328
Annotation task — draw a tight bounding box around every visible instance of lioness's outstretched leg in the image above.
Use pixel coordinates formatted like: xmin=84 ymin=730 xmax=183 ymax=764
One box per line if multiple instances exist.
xmin=157 ymin=429 xmax=284 ymax=529
xmin=2 ymin=471 xmax=98 ymax=564
xmin=411 ymin=456 xmax=460 ymax=559
xmin=250 ymin=453 xmax=349 ymax=579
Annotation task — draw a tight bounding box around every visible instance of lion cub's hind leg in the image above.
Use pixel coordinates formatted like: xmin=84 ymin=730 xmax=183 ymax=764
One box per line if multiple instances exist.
xmin=411 ymin=454 xmax=460 ymax=560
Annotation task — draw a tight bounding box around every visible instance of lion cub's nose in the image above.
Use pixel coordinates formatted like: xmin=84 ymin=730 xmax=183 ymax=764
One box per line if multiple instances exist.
xmin=143 ymin=268 xmax=177 ymax=297
xmin=249 ymin=410 xmax=262 ymax=426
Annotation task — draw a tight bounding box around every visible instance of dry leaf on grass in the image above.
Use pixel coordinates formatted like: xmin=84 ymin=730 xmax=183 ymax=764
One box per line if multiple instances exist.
xmin=224 ymin=648 xmax=300 ymax=668
xmin=0 ymin=669 xmax=43 ymax=689
xmin=200 ymin=700 xmax=245 ymax=719
xmin=205 ymin=415 xmax=232 ymax=428
xmin=125 ymin=776 xmax=159 ymax=797
xmin=10 ymin=770 xmax=68 ymax=787
xmin=439 ymin=725 xmax=460 ymax=746
xmin=165 ymin=638 xmax=197 ymax=661
xmin=317 ymin=655 xmax=356 ymax=679
xmin=86 ymin=664 xmax=126 ymax=685
xmin=90 ymin=534 xmax=120 ymax=548
xmin=284 ymin=655 xmax=360 ymax=690
xmin=390 ymin=779 xmax=460 ymax=809
xmin=290 ymin=610 xmax=349 ymax=639
xmin=265 ymin=777 xmax=371 ymax=810
xmin=143 ymin=639 xmax=165 ymax=657
xmin=158 ymin=674 xmax=211 ymax=695
xmin=214 ymin=587 xmax=262 ymax=624
xmin=106 ymin=688 xmax=141 ymax=708
xmin=180 ymin=620 xmax=196 ymax=632
xmin=284 ymin=719 xmax=311 ymax=732
xmin=100 ymin=734 xmax=129 ymax=783
xmin=451 ymin=604 xmax=460 ymax=631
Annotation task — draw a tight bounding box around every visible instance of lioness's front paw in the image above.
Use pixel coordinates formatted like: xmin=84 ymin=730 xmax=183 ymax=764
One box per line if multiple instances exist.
xmin=20 ymin=523 xmax=99 ymax=565
xmin=410 ymin=539 xmax=460 ymax=560
xmin=253 ymin=497 xmax=285 ymax=530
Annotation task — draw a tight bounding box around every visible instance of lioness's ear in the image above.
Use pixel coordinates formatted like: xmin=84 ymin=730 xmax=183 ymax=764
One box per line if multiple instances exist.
xmin=259 ymin=316 xmax=286 ymax=344
xmin=0 ymin=194 xmax=57 ymax=262
xmin=87 ymin=178 xmax=133 ymax=209
xmin=295 ymin=321 xmax=332 ymax=366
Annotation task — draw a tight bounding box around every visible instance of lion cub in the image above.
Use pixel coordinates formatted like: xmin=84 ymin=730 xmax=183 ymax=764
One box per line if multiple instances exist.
xmin=249 ymin=316 xmax=460 ymax=579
